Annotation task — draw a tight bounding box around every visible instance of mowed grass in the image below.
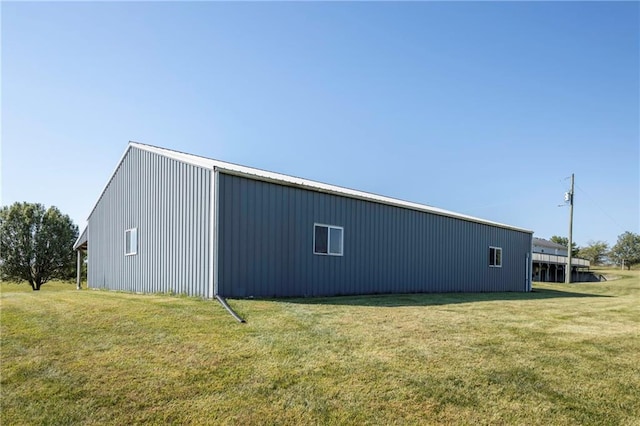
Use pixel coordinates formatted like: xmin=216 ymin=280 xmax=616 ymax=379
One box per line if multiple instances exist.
xmin=1 ymin=270 xmax=639 ymax=425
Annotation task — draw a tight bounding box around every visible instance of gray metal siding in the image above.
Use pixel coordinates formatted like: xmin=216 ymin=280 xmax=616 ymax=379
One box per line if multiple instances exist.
xmin=88 ymin=147 xmax=211 ymax=297
xmin=218 ymin=173 xmax=532 ymax=298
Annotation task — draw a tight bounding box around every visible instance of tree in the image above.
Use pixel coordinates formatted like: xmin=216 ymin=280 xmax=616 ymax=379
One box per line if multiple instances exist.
xmin=0 ymin=202 xmax=78 ymax=290
xmin=550 ymin=235 xmax=579 ymax=257
xmin=609 ymin=231 xmax=640 ymax=270
xmin=577 ymin=240 xmax=609 ymax=265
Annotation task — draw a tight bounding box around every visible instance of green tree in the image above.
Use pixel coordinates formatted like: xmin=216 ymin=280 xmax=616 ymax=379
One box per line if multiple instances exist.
xmin=0 ymin=202 xmax=78 ymax=290
xmin=577 ymin=240 xmax=609 ymax=265
xmin=550 ymin=235 xmax=579 ymax=257
xmin=609 ymin=231 xmax=640 ymax=270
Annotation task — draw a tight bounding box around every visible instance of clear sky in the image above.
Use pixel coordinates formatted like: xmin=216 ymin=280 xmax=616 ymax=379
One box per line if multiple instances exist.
xmin=2 ymin=1 xmax=638 ymax=248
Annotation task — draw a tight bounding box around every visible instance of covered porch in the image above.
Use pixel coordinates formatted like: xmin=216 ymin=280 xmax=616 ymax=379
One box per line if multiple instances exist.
xmin=532 ymin=253 xmax=591 ymax=283
xmin=73 ymin=226 xmax=88 ymax=289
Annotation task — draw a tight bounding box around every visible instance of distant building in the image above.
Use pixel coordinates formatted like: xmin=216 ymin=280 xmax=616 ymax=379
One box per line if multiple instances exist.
xmin=74 ymin=142 xmax=534 ymax=298
xmin=532 ymin=237 xmax=590 ymax=282
xmin=533 ymin=237 xmax=568 ymax=256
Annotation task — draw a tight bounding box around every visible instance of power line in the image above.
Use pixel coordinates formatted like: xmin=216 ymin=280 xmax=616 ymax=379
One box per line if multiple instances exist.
xmin=574 ymin=183 xmax=627 ymax=233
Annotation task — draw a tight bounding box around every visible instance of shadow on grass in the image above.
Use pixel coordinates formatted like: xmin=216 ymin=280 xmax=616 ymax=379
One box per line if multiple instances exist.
xmin=277 ymin=287 xmax=611 ymax=308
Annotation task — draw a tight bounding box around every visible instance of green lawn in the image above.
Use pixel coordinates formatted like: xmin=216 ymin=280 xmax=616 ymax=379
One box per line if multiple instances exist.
xmin=1 ymin=269 xmax=639 ymax=425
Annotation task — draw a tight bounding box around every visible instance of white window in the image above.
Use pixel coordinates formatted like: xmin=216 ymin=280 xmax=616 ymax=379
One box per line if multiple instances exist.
xmin=314 ymin=224 xmax=343 ymax=256
xmin=489 ymin=246 xmax=502 ymax=267
xmin=125 ymin=228 xmax=138 ymax=256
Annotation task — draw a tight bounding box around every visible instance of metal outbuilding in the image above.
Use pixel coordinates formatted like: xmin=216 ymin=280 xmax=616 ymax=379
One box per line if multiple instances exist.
xmin=74 ymin=142 xmax=534 ymax=298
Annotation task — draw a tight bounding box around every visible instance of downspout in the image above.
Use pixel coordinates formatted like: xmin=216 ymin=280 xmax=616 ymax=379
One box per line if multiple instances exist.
xmin=208 ymin=168 xmax=216 ymax=299
xmin=215 ymin=295 xmax=246 ymax=323
xmin=528 ymin=235 xmax=534 ymax=292
xmin=526 ymin=252 xmax=530 ymax=292
xmin=210 ymin=168 xmax=246 ymax=323
xmin=213 ymin=168 xmax=220 ymax=297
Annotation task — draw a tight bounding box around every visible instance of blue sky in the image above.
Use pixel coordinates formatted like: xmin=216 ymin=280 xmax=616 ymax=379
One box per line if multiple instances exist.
xmin=2 ymin=1 xmax=638 ymax=248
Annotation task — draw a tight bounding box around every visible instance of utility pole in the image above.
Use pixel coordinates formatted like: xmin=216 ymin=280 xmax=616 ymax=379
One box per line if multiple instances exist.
xmin=566 ymin=173 xmax=574 ymax=284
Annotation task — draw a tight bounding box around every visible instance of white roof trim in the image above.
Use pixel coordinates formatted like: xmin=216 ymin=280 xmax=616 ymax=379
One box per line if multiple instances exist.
xmin=128 ymin=142 xmax=532 ymax=234
xmin=83 ymin=141 xmax=532 ymax=234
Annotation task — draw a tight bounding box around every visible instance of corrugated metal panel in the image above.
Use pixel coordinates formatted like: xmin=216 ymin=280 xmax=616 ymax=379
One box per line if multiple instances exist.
xmin=87 ymin=147 xmax=212 ymax=297
xmin=218 ymin=173 xmax=532 ymax=298
xmin=125 ymin=142 xmax=531 ymax=234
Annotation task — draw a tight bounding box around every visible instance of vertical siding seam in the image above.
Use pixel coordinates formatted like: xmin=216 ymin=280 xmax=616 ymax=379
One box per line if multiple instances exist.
xmin=212 ymin=169 xmax=220 ymax=296
xmin=209 ymin=168 xmax=215 ymax=297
